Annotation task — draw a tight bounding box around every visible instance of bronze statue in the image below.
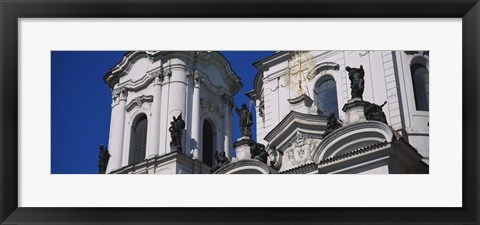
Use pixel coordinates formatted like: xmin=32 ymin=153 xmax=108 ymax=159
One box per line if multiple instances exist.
xmin=169 ymin=113 xmax=185 ymax=151
xmin=323 ymin=113 xmax=342 ymax=138
xmin=249 ymin=142 xmax=268 ymax=164
xmin=235 ymin=103 xmax=253 ymax=138
xmin=364 ymin=101 xmax=388 ymax=124
xmin=98 ymin=144 xmax=110 ymax=174
xmin=211 ymin=151 xmax=230 ymax=173
xmin=346 ymin=65 xmax=365 ymax=99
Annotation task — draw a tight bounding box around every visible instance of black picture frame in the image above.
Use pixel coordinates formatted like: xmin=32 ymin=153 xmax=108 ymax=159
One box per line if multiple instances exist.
xmin=1 ymin=0 xmax=479 ymax=224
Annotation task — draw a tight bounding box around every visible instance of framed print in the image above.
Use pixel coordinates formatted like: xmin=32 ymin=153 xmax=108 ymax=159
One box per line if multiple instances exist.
xmin=1 ymin=0 xmax=479 ymax=224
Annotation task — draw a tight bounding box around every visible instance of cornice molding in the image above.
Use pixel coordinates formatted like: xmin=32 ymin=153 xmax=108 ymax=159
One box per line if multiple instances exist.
xmin=312 ymin=121 xmax=394 ymax=164
xmin=116 ymin=68 xmax=164 ymax=92
xmin=214 ymin=159 xmax=270 ymax=174
xmin=104 ymin=51 xmax=162 ymax=88
xmin=319 ymin=141 xmax=390 ymax=166
xmin=264 ymin=111 xmax=327 ymax=142
xmin=105 ymin=51 xmax=242 ymax=96
xmin=125 ymin=95 xmax=154 ymax=112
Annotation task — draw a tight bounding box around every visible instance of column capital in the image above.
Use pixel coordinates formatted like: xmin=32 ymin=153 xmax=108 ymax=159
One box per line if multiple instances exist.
xmin=192 ymin=70 xmax=203 ymax=87
xmin=163 ymin=68 xmax=172 ymax=81
xmin=112 ymin=86 xmax=128 ymax=101
xmin=150 ymin=69 xmax=164 ymax=85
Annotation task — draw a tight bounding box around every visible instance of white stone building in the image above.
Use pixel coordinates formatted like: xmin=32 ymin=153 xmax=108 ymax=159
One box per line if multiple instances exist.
xmin=216 ymin=51 xmax=429 ymax=174
xmin=103 ymin=51 xmax=429 ymax=174
xmin=104 ymin=51 xmax=241 ymax=174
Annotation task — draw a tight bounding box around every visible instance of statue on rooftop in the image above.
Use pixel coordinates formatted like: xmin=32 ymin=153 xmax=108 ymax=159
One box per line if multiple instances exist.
xmin=98 ymin=144 xmax=110 ymax=174
xmin=250 ymin=142 xmax=269 ymax=164
xmin=346 ymin=65 xmax=365 ymax=99
xmin=169 ymin=113 xmax=185 ymax=152
xmin=211 ymin=151 xmax=230 ymax=173
xmin=323 ymin=113 xmax=342 ymax=138
xmin=364 ymin=101 xmax=388 ymax=124
xmin=235 ymin=103 xmax=253 ymax=138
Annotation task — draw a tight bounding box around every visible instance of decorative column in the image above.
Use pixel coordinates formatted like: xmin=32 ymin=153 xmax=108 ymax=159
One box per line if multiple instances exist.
xmin=183 ymin=71 xmax=193 ymax=156
xmin=222 ymin=95 xmax=231 ymax=159
xmin=146 ymin=70 xmax=163 ymax=158
xmin=190 ymin=71 xmax=202 ymax=159
xmin=158 ymin=68 xmax=172 ymax=156
xmin=106 ymin=87 xmax=127 ymax=173
xmin=166 ymin=59 xmax=188 ymax=153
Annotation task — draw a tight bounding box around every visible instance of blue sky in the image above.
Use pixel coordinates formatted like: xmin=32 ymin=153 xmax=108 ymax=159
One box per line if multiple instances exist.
xmin=51 ymin=51 xmax=275 ymax=174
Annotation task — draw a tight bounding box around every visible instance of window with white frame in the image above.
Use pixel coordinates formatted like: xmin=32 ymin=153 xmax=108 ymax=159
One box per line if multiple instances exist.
xmin=314 ymin=76 xmax=339 ymax=118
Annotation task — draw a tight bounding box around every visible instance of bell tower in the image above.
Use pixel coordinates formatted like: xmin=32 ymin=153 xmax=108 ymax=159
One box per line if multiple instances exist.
xmin=103 ymin=51 xmax=242 ymax=174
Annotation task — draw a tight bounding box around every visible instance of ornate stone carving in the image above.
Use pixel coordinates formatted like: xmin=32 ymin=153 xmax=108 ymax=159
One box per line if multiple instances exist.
xmin=149 ymin=70 xmax=164 ymax=84
xmin=112 ymin=87 xmax=128 ymax=101
xmin=314 ymin=62 xmax=340 ymax=75
xmin=267 ymin=145 xmax=281 ymax=169
xmin=125 ymin=95 xmax=153 ymax=112
xmin=164 ymin=68 xmax=172 ymax=79
xmin=193 ymin=70 xmax=203 ymax=86
xmin=134 ymin=97 xmax=142 ymax=108
xmin=201 ymin=99 xmax=224 ymax=118
xmin=287 ymin=132 xmax=317 ymax=167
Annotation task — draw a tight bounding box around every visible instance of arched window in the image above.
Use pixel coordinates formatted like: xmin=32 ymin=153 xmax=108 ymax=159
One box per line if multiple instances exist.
xmin=202 ymin=120 xmax=214 ymax=167
xmin=314 ymin=76 xmax=339 ymax=118
xmin=129 ymin=114 xmax=147 ymax=164
xmin=411 ymin=63 xmax=429 ymax=111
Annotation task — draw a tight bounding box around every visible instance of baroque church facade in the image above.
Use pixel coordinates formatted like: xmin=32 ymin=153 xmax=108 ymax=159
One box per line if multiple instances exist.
xmin=100 ymin=51 xmax=429 ymax=174
xmin=103 ymin=51 xmax=241 ymax=174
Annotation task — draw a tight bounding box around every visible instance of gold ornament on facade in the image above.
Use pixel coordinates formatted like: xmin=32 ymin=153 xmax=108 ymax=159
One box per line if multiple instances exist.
xmin=283 ymin=51 xmax=316 ymax=96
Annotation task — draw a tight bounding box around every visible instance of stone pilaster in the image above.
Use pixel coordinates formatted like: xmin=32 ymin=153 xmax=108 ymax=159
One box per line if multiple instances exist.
xmin=166 ymin=60 xmax=188 ymax=153
xmin=190 ymin=71 xmax=202 ymax=159
xmin=147 ymin=70 xmax=163 ymax=158
xmin=106 ymin=87 xmax=128 ymax=173
xmin=158 ymin=68 xmax=172 ymax=156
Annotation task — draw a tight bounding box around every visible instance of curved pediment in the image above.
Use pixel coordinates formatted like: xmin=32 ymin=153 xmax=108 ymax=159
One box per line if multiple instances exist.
xmin=197 ymin=52 xmax=243 ymax=95
xmin=312 ymin=121 xmax=393 ymax=164
xmin=213 ymin=159 xmax=271 ymax=174
xmin=264 ymin=111 xmax=327 ymax=151
xmin=104 ymin=51 xmax=242 ymax=95
xmin=104 ymin=51 xmax=162 ymax=88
